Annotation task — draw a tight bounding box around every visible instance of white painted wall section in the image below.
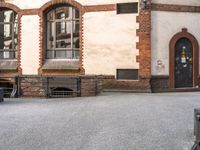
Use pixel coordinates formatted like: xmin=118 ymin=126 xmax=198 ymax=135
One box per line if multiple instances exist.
xmin=83 ymin=11 xmax=139 ymax=75
xmin=151 ymin=11 xmax=200 ymax=76
xmin=21 ymin=15 xmax=40 ymax=75
xmin=152 ymin=0 xmax=200 ymax=6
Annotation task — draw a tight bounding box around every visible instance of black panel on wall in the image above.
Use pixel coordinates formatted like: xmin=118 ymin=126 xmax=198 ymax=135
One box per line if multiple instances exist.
xmin=117 ymin=2 xmax=138 ymax=14
xmin=117 ymin=69 xmax=139 ymax=80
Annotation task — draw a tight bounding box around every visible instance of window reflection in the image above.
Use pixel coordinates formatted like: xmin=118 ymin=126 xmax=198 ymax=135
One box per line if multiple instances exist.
xmin=46 ymin=6 xmax=80 ymax=59
xmin=0 ymin=8 xmax=18 ymax=59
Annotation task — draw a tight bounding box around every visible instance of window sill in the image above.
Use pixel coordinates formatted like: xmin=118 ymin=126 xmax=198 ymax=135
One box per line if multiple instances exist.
xmin=0 ymin=60 xmax=18 ymax=71
xmin=0 ymin=66 xmax=17 ymax=71
xmin=42 ymin=66 xmax=80 ymax=71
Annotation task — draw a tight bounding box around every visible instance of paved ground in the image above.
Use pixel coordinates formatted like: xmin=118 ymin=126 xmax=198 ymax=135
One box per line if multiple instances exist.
xmin=0 ymin=92 xmax=199 ymax=150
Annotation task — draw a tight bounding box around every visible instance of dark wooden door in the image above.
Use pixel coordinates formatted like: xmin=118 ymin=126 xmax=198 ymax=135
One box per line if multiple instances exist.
xmin=175 ymin=38 xmax=193 ymax=88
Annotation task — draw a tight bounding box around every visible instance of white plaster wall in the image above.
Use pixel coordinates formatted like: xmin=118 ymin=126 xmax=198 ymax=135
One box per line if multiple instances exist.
xmin=151 ymin=11 xmax=200 ymax=76
xmin=5 ymin=0 xmax=138 ymax=9
xmin=83 ymin=11 xmax=139 ymax=75
xmin=21 ymin=16 xmax=40 ymax=75
xmin=152 ymin=0 xmax=200 ymax=6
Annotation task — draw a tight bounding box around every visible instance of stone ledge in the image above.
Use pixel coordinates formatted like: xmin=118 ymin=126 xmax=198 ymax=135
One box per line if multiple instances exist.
xmin=42 ymin=66 xmax=80 ymax=71
xmin=0 ymin=66 xmax=17 ymax=71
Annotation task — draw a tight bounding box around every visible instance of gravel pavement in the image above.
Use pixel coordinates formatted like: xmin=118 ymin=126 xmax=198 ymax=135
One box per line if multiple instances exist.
xmin=0 ymin=92 xmax=199 ymax=150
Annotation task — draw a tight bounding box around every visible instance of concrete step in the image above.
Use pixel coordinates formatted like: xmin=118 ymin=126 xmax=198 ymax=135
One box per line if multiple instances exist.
xmin=152 ymin=87 xmax=200 ymax=93
xmin=103 ymin=89 xmax=152 ymax=93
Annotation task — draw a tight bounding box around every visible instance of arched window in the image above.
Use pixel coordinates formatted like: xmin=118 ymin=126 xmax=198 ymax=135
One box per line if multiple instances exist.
xmin=46 ymin=5 xmax=80 ymax=59
xmin=0 ymin=8 xmax=18 ymax=59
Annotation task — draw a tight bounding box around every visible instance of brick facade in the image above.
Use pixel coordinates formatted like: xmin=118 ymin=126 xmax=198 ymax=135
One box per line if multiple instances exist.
xmin=1 ymin=0 xmax=200 ymax=96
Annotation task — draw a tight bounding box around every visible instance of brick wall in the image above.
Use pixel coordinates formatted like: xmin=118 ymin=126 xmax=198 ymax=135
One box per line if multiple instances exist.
xmin=136 ymin=9 xmax=151 ymax=79
xmin=151 ymin=76 xmax=169 ymax=92
xmin=80 ymin=76 xmax=99 ymax=97
xmin=19 ymin=76 xmax=45 ymax=97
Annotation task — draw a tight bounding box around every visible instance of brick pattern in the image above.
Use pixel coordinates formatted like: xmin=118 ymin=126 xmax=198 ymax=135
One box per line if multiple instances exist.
xmin=79 ymin=12 xmax=85 ymax=74
xmin=0 ymin=77 xmax=16 ymax=83
xmin=40 ymin=0 xmax=84 ymax=12
xmin=19 ymin=9 xmax=39 ymax=16
xmin=20 ymin=77 xmax=45 ymax=97
xmin=102 ymin=79 xmax=151 ymax=92
xmin=17 ymin=13 xmax=22 ymax=74
xmin=151 ymin=76 xmax=169 ymax=92
xmin=97 ymin=75 xmax=151 ymax=92
xmin=151 ymin=3 xmax=200 ymax=13
xmin=38 ymin=13 xmax=44 ymax=75
xmin=0 ymin=2 xmax=20 ymax=12
xmin=136 ymin=9 xmax=151 ymax=79
xmin=81 ymin=76 xmax=98 ymax=97
xmin=18 ymin=76 xmax=100 ymax=97
xmin=84 ymin=4 xmax=116 ymax=12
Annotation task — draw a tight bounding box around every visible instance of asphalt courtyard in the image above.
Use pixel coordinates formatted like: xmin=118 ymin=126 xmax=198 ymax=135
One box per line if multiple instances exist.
xmin=0 ymin=92 xmax=199 ymax=150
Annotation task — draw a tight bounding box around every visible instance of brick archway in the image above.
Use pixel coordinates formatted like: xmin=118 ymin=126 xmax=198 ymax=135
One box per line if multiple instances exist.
xmin=38 ymin=0 xmax=85 ymax=75
xmin=169 ymin=28 xmax=199 ymax=88
xmin=0 ymin=2 xmax=20 ymax=13
xmin=39 ymin=0 xmax=84 ymax=13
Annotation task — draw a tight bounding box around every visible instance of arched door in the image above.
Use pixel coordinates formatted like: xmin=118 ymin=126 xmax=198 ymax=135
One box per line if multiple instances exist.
xmin=175 ymin=38 xmax=193 ymax=88
xmin=169 ymin=29 xmax=199 ymax=89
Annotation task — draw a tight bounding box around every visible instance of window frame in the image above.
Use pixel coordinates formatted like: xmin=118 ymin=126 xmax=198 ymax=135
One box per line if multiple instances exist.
xmin=46 ymin=5 xmax=80 ymax=60
xmin=0 ymin=8 xmax=18 ymax=60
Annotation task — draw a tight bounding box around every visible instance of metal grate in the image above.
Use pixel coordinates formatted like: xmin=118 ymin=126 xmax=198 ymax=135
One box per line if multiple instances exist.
xmin=0 ymin=79 xmax=16 ymax=97
xmin=46 ymin=76 xmax=81 ymax=98
xmin=50 ymin=87 xmax=77 ymax=98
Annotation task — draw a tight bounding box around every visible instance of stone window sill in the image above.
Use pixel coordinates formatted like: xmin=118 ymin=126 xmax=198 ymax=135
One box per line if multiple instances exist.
xmin=41 ymin=60 xmax=80 ymax=71
xmin=0 ymin=60 xmax=18 ymax=71
xmin=42 ymin=66 xmax=80 ymax=71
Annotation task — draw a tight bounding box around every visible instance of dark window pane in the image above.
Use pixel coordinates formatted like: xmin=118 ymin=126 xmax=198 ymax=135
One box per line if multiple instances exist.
xmin=0 ymin=9 xmax=17 ymax=22
xmin=117 ymin=3 xmax=138 ymax=14
xmin=1 ymin=10 xmax=13 ymax=22
xmin=73 ymin=8 xmax=79 ymax=19
xmin=14 ymin=22 xmax=18 ymax=50
xmin=56 ymin=21 xmax=71 ymax=48
xmin=0 ymin=52 xmax=3 ymax=59
xmin=14 ymin=13 xmax=18 ymax=23
xmin=9 ymin=51 xmax=16 ymax=59
xmin=15 ymin=51 xmax=18 ymax=59
xmin=47 ymin=10 xmax=54 ymax=21
xmin=0 ymin=24 xmax=13 ymax=50
xmin=55 ymin=7 xmax=71 ymax=19
xmin=46 ymin=51 xmax=54 ymax=59
xmin=47 ymin=22 xmax=54 ymax=49
xmin=55 ymin=50 xmax=67 ymax=59
xmin=0 ymin=24 xmax=4 ymax=49
xmin=73 ymin=21 xmax=79 ymax=48
xmin=72 ymin=50 xmax=79 ymax=59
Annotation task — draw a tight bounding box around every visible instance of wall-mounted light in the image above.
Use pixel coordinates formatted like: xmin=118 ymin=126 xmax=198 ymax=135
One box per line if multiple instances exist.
xmin=140 ymin=0 xmax=151 ymax=9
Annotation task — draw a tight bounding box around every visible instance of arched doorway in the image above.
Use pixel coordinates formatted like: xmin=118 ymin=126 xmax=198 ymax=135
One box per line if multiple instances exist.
xmin=175 ymin=38 xmax=193 ymax=88
xmin=169 ymin=28 xmax=199 ymax=88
